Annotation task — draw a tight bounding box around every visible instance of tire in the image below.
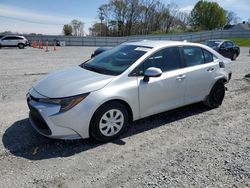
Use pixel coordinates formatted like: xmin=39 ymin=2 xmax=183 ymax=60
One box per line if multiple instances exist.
xmin=0 ymin=44 xmax=2 ymax=49
xmin=204 ymin=81 xmax=225 ymax=108
xmin=18 ymin=43 xmax=25 ymax=49
xmin=231 ymin=52 xmax=237 ymax=61
xmin=90 ymin=101 xmax=129 ymax=142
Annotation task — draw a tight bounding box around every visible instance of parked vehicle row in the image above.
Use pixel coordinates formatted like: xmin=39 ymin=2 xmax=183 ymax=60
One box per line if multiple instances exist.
xmin=27 ymin=40 xmax=232 ymax=142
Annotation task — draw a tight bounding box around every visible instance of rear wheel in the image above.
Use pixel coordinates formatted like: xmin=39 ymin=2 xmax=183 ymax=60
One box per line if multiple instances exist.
xmin=18 ymin=43 xmax=25 ymax=49
xmin=90 ymin=101 xmax=128 ymax=142
xmin=204 ymin=81 xmax=225 ymax=108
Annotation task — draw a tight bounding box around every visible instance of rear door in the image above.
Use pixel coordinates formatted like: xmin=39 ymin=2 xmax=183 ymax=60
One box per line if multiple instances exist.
xmin=12 ymin=36 xmax=22 ymax=46
xmin=181 ymin=46 xmax=218 ymax=104
xmin=136 ymin=47 xmax=187 ymax=118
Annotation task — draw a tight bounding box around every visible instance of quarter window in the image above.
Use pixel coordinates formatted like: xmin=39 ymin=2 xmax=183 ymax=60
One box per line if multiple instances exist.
xmin=225 ymin=41 xmax=234 ymax=48
xmin=202 ymin=49 xmax=213 ymax=63
xmin=137 ymin=47 xmax=181 ymax=75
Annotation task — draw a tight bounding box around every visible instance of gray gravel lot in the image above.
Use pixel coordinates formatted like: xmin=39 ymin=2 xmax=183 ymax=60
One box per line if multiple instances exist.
xmin=0 ymin=46 xmax=249 ymax=188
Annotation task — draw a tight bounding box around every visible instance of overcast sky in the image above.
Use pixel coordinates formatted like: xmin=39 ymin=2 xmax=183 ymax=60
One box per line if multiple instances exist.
xmin=0 ymin=0 xmax=249 ymax=35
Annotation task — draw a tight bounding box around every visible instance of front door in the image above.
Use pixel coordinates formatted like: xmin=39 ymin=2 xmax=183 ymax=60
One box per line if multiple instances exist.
xmin=137 ymin=47 xmax=187 ymax=118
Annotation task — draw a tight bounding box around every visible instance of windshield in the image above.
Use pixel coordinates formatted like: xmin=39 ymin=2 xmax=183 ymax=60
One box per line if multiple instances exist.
xmin=205 ymin=40 xmax=221 ymax=48
xmin=81 ymin=45 xmax=152 ymax=75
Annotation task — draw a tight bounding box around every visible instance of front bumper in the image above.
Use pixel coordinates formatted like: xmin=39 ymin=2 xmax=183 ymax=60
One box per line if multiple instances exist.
xmin=26 ymin=89 xmax=93 ymax=140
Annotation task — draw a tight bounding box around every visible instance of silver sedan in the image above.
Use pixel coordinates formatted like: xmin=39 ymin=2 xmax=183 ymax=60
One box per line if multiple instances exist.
xmin=27 ymin=40 xmax=232 ymax=142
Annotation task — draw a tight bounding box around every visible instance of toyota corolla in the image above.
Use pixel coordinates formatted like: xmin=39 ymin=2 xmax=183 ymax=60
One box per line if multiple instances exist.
xmin=27 ymin=40 xmax=232 ymax=142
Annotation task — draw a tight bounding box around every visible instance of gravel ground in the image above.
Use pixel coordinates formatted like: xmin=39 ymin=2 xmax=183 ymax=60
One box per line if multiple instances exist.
xmin=0 ymin=46 xmax=249 ymax=188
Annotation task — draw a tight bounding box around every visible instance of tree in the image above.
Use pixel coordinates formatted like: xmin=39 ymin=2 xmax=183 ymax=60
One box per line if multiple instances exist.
xmin=63 ymin=24 xmax=73 ymax=36
xmin=98 ymin=4 xmax=112 ymax=36
xmin=71 ymin=19 xmax=84 ymax=36
xmin=90 ymin=0 xmax=189 ymax=36
xmin=89 ymin=23 xmax=108 ymax=36
xmin=189 ymin=0 xmax=226 ymax=30
xmin=110 ymin=0 xmax=127 ymax=36
xmin=225 ymin=11 xmax=236 ymax=25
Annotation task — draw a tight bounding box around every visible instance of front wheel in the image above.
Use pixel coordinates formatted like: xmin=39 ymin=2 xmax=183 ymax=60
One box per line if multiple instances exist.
xmin=90 ymin=101 xmax=128 ymax=142
xmin=204 ymin=81 xmax=225 ymax=108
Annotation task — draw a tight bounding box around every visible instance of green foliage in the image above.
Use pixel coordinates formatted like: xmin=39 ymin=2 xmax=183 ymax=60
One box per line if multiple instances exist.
xmin=225 ymin=38 xmax=250 ymax=46
xmin=190 ymin=0 xmax=226 ymax=30
xmin=89 ymin=23 xmax=108 ymax=36
xmin=151 ymin=28 xmax=186 ymax=35
xmin=63 ymin=24 xmax=73 ymax=36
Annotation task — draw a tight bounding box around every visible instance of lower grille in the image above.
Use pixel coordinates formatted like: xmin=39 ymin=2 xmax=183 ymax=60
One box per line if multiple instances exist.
xmin=28 ymin=103 xmax=52 ymax=135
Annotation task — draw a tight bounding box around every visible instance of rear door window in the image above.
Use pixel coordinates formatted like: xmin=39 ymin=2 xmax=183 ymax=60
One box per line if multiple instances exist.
xmin=183 ymin=46 xmax=204 ymax=67
xmin=13 ymin=36 xmax=22 ymax=40
xmin=225 ymin=41 xmax=234 ymax=48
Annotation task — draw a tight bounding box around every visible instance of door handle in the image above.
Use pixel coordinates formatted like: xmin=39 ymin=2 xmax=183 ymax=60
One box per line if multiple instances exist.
xmin=176 ymin=75 xmax=186 ymax=81
xmin=207 ymin=67 xmax=214 ymax=72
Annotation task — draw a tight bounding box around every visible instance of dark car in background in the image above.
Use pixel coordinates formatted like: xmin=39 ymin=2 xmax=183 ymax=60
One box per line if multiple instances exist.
xmin=204 ymin=39 xmax=240 ymax=60
xmin=91 ymin=47 xmax=111 ymax=58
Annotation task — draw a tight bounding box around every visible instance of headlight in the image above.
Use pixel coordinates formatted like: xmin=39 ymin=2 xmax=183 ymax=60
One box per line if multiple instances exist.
xmin=39 ymin=93 xmax=89 ymax=112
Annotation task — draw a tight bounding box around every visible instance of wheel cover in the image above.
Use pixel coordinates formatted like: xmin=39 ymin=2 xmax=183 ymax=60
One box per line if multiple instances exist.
xmin=99 ymin=109 xmax=124 ymax=137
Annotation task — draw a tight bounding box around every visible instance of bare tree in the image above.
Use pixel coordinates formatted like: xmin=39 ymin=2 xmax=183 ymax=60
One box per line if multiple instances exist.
xmin=226 ymin=11 xmax=237 ymax=25
xmin=90 ymin=0 xmax=191 ymax=36
xmin=71 ymin=19 xmax=85 ymax=36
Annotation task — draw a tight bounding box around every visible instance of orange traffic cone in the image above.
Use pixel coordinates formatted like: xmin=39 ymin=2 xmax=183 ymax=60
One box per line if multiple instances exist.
xmin=40 ymin=40 xmax=43 ymax=49
xmin=45 ymin=41 xmax=49 ymax=52
xmin=33 ymin=40 xmax=37 ymax=48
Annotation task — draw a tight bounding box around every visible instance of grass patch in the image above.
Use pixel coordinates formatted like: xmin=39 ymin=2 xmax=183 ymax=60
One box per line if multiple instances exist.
xmin=225 ymin=38 xmax=250 ymax=47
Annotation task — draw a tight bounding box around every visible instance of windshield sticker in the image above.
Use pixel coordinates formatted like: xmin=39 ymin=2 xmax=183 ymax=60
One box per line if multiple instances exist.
xmin=134 ymin=47 xmax=151 ymax=52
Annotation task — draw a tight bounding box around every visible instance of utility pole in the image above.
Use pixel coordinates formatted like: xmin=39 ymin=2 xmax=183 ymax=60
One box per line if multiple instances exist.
xmin=99 ymin=7 xmax=104 ymax=36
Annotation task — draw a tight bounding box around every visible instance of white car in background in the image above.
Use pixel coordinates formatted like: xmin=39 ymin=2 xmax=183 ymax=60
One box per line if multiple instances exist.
xmin=0 ymin=35 xmax=28 ymax=49
xmin=27 ymin=40 xmax=232 ymax=142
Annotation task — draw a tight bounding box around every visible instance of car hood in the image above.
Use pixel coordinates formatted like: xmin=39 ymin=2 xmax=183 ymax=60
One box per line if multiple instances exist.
xmin=33 ymin=66 xmax=114 ymax=98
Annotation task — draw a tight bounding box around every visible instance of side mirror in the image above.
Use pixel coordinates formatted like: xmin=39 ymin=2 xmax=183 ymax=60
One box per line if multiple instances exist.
xmin=143 ymin=67 xmax=162 ymax=82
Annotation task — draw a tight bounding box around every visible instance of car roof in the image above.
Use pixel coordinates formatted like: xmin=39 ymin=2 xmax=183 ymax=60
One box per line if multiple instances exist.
xmin=122 ymin=40 xmax=203 ymax=49
xmin=206 ymin=39 xmax=232 ymax=42
xmin=2 ymin=35 xmax=25 ymax=38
